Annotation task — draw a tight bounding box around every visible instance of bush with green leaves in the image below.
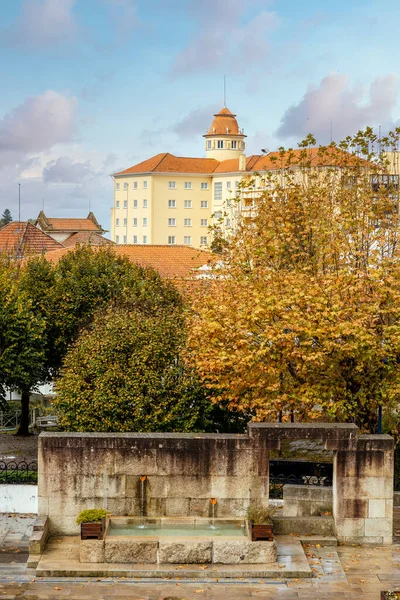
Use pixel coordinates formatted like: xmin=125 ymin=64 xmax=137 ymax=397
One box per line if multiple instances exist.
xmin=76 ymin=509 xmax=109 ymax=524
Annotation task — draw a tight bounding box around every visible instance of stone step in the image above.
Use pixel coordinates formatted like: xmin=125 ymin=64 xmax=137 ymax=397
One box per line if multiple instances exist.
xmin=272 ymin=516 xmax=334 ymax=536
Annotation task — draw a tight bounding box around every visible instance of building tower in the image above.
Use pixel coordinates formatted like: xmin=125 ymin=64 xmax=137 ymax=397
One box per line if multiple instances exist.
xmin=204 ymin=107 xmax=246 ymax=162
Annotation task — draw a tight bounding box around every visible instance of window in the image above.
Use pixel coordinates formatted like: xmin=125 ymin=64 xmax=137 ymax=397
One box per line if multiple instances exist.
xmin=143 ymin=181 xmax=148 ymax=189
xmin=116 ymin=218 xmax=120 ymax=227
xmin=201 ymin=200 xmax=208 ymax=208
xmin=116 ymin=200 xmax=120 ymax=208
xmin=123 ymin=218 xmax=127 ymax=226
xmin=168 ymin=218 xmax=176 ymax=226
xmin=168 ymin=236 xmax=176 ymax=245
xmin=133 ymin=182 xmax=138 ymax=189
xmin=116 ymin=183 xmax=120 ymax=190
xmin=168 ymin=199 xmax=176 ymax=208
xmin=226 ymin=181 xmax=231 ymax=189
xmin=201 ymin=182 xmax=208 ymax=190
xmin=184 ymin=236 xmax=192 ymax=245
xmin=200 ymin=236 xmax=208 ymax=245
xmin=214 ymin=182 xmax=222 ymax=200
xmin=184 ymin=200 xmax=192 ymax=208
xmin=214 ymin=211 xmax=222 ymax=219
xmin=133 ymin=199 xmax=138 ymax=208
xmin=207 ymin=141 xmax=212 ymax=149
xmin=231 ymin=141 xmax=237 ymax=149
xmin=116 ymin=235 xmax=119 ymax=243
xmin=133 ymin=235 xmax=138 ymax=244
xmin=201 ymin=218 xmax=208 ymax=227
xmin=133 ymin=218 xmax=137 ymax=227
xmin=235 ymin=181 xmax=239 ymax=189
xmin=226 ymin=218 xmax=231 ymax=227
xmin=143 ymin=217 xmax=147 ymax=227
xmin=123 ymin=200 xmax=128 ymax=208
xmin=184 ymin=182 xmax=192 ymax=189
xmin=143 ymin=235 xmax=147 ymax=244
xmin=124 ymin=183 xmax=128 ymax=189
xmin=184 ymin=218 xmax=192 ymax=227
xmin=143 ymin=199 xmax=148 ymax=208
xmin=123 ymin=235 xmax=127 ymax=244
xmin=217 ymin=140 xmax=223 ymax=149
xmin=168 ymin=181 xmax=176 ymax=189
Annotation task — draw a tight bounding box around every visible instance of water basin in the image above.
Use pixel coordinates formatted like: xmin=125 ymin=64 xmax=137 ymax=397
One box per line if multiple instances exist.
xmin=108 ymin=522 xmax=246 ymax=537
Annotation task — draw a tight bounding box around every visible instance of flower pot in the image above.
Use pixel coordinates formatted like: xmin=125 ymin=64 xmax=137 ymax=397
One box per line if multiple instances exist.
xmin=381 ymin=593 xmax=400 ymax=599
xmin=80 ymin=517 xmax=105 ymax=540
xmin=249 ymin=521 xmax=274 ymax=541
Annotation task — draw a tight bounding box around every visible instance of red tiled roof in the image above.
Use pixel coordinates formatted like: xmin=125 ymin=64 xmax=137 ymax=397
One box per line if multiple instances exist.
xmin=45 ymin=218 xmax=101 ymax=232
xmin=62 ymin=231 xmax=114 ymax=247
xmin=114 ymin=153 xmax=219 ymax=176
xmin=0 ymin=222 xmax=63 ymax=258
xmin=117 ymin=147 xmax=362 ymax=177
xmin=206 ymin=106 xmax=242 ymax=136
xmin=41 ymin=245 xmax=214 ymax=279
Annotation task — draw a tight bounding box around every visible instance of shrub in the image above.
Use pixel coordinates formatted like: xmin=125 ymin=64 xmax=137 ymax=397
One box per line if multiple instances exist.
xmin=246 ymin=504 xmax=275 ymax=525
xmin=76 ymin=509 xmax=109 ymax=524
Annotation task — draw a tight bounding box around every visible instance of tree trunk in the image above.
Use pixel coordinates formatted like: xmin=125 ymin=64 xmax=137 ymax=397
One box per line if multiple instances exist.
xmin=16 ymin=388 xmax=31 ymax=436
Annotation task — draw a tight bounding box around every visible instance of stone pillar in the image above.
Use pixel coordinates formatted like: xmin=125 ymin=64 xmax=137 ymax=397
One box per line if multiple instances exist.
xmin=333 ymin=434 xmax=394 ymax=545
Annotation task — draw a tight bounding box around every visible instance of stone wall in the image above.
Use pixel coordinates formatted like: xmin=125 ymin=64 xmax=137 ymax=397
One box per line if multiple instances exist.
xmin=38 ymin=432 xmax=269 ymax=534
xmin=282 ymin=485 xmax=332 ymax=517
xmin=333 ymin=435 xmax=394 ymax=545
xmin=38 ymin=425 xmax=394 ymax=544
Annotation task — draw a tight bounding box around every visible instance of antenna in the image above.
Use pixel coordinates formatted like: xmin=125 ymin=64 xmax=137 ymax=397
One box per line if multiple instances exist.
xmin=330 ymin=119 xmax=333 ymax=143
xmin=223 ymin=75 xmax=227 ymax=107
xmin=42 ymin=197 xmax=44 ymax=212
xmin=379 ymin=125 xmax=382 ymax=156
xmin=18 ymin=183 xmax=21 ymax=222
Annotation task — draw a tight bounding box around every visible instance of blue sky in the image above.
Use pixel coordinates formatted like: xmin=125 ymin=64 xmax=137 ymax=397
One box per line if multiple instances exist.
xmin=0 ymin=0 xmax=399 ymax=232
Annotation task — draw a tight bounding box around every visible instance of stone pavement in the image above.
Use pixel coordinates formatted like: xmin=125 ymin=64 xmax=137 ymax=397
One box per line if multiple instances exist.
xmin=1 ymin=516 xmax=400 ymax=598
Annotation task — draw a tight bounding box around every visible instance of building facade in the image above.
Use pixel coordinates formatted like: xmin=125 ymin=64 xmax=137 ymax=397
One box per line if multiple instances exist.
xmin=112 ymin=107 xmax=400 ymax=249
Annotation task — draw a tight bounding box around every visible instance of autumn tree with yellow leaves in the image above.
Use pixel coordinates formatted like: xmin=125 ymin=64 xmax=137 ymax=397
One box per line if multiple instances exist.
xmin=188 ymin=129 xmax=400 ymax=432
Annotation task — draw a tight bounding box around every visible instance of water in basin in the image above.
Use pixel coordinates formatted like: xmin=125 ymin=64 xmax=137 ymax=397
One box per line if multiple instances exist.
xmin=108 ymin=522 xmax=246 ymax=537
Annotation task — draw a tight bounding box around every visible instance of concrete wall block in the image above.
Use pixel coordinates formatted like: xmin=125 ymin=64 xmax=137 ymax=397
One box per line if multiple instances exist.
xmin=368 ymin=498 xmax=386 ymax=518
xmin=147 ymin=497 xmax=167 ymax=517
xmin=337 ymin=476 xmax=389 ymax=500
xmin=38 ymin=496 xmax=48 ymax=516
xmin=364 ymin=517 xmax=392 ymax=537
xmin=339 ymin=499 xmax=368 ymax=519
xmin=105 ymin=539 xmax=157 ymax=563
xmin=159 ymin=540 xmax=212 ymax=564
xmin=49 ymin=516 xmax=79 ymax=535
xmin=385 ymin=499 xmax=394 ymax=519
xmin=283 ymin=485 xmax=333 ymax=502
xmin=188 ymin=498 xmax=210 ymax=517
xmin=80 ymin=540 xmax=105 ymax=563
xmin=113 ymin=449 xmax=157 ymax=476
xmin=335 ymin=517 xmax=365 ymax=538
xmin=165 ymin=498 xmax=190 ymax=517
xmin=210 ymin=476 xmax=266 ymax=500
xmin=73 ymin=474 xmax=126 ymax=499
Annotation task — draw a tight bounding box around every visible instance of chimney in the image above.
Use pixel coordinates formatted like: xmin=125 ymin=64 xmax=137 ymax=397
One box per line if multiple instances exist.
xmin=239 ymin=154 xmax=246 ymax=171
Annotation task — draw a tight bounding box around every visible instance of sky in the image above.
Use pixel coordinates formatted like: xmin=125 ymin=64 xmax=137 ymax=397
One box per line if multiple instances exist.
xmin=1 ymin=0 xmax=400 ymax=232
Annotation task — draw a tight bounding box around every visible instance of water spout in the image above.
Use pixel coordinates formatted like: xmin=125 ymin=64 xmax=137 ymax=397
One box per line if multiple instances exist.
xmin=210 ymin=498 xmax=217 ymax=529
xmin=137 ymin=476 xmax=147 ymax=529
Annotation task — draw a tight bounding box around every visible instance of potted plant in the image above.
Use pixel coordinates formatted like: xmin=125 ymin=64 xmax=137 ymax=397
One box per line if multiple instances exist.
xmin=246 ymin=504 xmax=275 ymax=541
xmin=77 ymin=509 xmax=110 ymax=540
xmin=381 ymin=592 xmax=400 ymax=599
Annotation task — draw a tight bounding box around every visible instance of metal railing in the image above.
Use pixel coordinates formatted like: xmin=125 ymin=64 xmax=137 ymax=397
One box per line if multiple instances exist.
xmin=0 ymin=461 xmax=38 ymax=484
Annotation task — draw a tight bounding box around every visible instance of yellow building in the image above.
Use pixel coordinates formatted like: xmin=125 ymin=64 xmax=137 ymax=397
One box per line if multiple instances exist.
xmin=112 ymin=106 xmax=387 ymax=248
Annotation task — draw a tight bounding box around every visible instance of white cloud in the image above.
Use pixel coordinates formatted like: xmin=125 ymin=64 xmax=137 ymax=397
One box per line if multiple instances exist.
xmin=171 ymin=0 xmax=278 ymax=77
xmin=3 ymin=0 xmax=77 ymax=48
xmin=43 ymin=157 xmax=93 ymax=184
xmin=0 ymin=91 xmax=77 ymax=160
xmin=276 ymin=73 xmax=400 ymax=143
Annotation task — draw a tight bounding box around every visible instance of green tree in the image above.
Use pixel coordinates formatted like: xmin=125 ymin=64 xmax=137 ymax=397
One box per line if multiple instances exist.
xmin=0 ymin=260 xmax=46 ymax=432
xmin=188 ymin=129 xmax=400 ymax=432
xmin=53 ymin=304 xmax=237 ymax=432
xmin=0 ymin=209 xmax=12 ymax=228
xmin=16 ymin=246 xmax=184 ymax=434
